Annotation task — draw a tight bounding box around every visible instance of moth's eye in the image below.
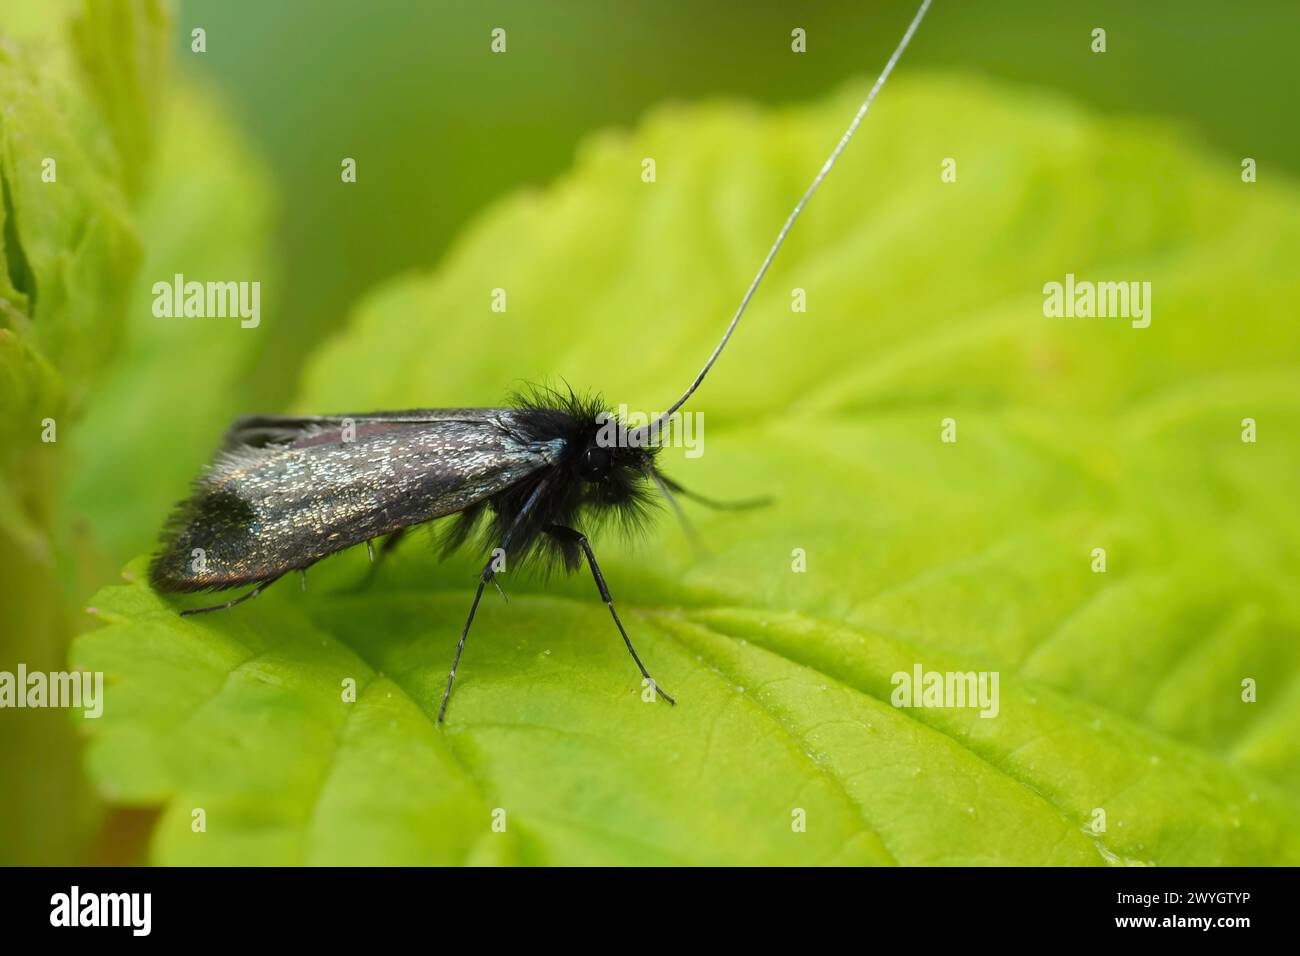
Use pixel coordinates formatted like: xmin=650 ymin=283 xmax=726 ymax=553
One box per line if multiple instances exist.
xmin=578 ymin=445 xmax=613 ymax=483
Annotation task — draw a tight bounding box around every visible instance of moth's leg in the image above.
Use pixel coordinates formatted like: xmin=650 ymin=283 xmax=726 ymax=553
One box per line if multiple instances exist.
xmin=437 ymin=477 xmax=550 ymax=722
xmin=437 ymin=558 xmax=495 ymax=722
xmin=355 ymin=528 xmax=408 ymax=590
xmin=653 ymin=471 xmax=772 ymax=511
xmin=546 ymin=525 xmax=676 ymax=706
xmin=648 ymin=469 xmax=707 ymax=556
xmin=490 ymin=575 xmax=510 ymax=604
xmin=179 ymin=575 xmax=283 ymax=617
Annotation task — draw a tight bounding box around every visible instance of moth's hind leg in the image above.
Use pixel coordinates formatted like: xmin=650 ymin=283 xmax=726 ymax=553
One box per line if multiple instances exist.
xmin=546 ymin=525 xmax=675 ymax=706
xmin=179 ymin=575 xmax=284 ymax=616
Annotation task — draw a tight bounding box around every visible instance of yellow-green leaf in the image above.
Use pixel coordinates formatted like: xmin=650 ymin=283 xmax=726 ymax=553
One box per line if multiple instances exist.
xmin=76 ymin=77 xmax=1300 ymax=865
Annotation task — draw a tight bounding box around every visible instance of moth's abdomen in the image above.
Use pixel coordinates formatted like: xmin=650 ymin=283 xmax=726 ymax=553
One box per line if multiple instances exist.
xmin=151 ymin=418 xmax=562 ymax=592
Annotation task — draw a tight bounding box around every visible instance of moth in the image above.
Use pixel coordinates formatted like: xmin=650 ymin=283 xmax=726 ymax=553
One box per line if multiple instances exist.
xmin=151 ymin=0 xmax=932 ymax=720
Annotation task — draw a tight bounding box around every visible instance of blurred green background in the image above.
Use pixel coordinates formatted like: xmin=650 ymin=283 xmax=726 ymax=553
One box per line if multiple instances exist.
xmin=180 ymin=0 xmax=1298 ymax=410
xmin=0 ymin=0 xmax=1297 ymax=864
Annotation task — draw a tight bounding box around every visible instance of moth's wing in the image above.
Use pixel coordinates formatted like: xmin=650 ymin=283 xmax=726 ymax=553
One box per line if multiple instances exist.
xmin=221 ymin=408 xmax=508 ymax=449
xmin=153 ymin=410 xmax=563 ymax=591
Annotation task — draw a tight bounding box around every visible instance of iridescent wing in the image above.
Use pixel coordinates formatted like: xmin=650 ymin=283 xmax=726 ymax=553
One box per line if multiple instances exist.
xmin=151 ymin=409 xmax=564 ymax=591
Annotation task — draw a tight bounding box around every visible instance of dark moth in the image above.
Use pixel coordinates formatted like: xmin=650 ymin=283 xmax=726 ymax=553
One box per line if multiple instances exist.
xmin=151 ymin=391 xmax=699 ymax=719
xmin=149 ymin=0 xmax=932 ymax=719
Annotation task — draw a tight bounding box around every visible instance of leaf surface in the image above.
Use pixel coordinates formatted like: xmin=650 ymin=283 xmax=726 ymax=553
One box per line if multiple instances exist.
xmin=76 ymin=77 xmax=1300 ymax=865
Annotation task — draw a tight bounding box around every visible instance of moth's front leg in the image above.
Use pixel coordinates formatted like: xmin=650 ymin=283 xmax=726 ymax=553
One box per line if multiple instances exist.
xmin=545 ymin=525 xmax=675 ymax=706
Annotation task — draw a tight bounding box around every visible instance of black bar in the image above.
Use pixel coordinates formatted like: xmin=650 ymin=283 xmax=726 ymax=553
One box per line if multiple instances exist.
xmin=0 ymin=866 xmax=1286 ymax=942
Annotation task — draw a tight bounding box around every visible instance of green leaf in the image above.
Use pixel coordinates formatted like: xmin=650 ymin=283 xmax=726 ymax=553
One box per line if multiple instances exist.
xmin=68 ymin=0 xmax=170 ymax=200
xmin=76 ymin=77 xmax=1300 ymax=865
xmin=0 ymin=0 xmax=167 ymax=865
xmin=0 ymin=11 xmax=147 ymax=410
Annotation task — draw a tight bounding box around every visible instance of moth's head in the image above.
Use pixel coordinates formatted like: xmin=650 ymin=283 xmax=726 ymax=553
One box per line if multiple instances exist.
xmin=575 ymin=423 xmax=655 ymax=505
xmin=509 ymin=385 xmax=658 ymax=511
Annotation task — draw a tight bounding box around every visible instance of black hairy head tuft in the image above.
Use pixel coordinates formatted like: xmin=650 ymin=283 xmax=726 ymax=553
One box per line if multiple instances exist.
xmin=443 ymin=383 xmax=663 ymax=574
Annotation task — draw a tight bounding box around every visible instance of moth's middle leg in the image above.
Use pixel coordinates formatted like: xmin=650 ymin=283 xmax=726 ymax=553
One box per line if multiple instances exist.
xmin=437 ymin=478 xmax=550 ymax=722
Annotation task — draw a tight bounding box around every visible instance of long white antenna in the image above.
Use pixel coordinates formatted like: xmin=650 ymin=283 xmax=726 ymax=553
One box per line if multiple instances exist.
xmin=629 ymin=0 xmax=932 ymax=447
